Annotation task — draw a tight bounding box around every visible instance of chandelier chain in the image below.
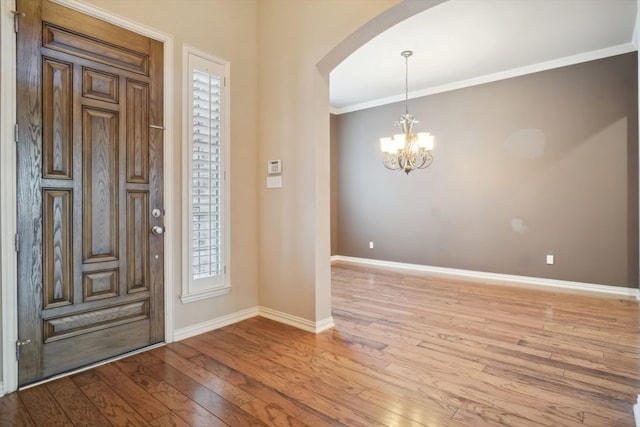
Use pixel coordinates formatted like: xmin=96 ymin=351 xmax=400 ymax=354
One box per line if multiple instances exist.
xmin=403 ymin=51 xmax=411 ymax=115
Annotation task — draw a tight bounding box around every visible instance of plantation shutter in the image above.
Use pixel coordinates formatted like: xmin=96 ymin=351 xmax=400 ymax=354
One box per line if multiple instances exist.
xmin=191 ymin=69 xmax=223 ymax=279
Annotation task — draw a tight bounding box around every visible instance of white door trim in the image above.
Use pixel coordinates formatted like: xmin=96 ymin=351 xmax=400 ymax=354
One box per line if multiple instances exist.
xmin=0 ymin=0 xmax=18 ymax=396
xmin=1 ymin=0 xmax=176 ymax=394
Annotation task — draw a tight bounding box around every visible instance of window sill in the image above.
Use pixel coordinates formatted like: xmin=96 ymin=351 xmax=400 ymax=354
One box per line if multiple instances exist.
xmin=180 ymin=285 xmax=231 ymax=303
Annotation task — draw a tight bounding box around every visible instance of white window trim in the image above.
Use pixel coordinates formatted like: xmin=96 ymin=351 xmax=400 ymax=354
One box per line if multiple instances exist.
xmin=181 ymin=45 xmax=231 ymax=303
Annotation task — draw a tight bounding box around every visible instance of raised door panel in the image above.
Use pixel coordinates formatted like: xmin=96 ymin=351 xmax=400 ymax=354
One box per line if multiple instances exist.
xmin=82 ymin=107 xmax=119 ymax=263
xmin=83 ymin=68 xmax=119 ymax=103
xmin=126 ymin=191 xmax=149 ymax=293
xmin=126 ymin=80 xmax=149 ymax=183
xmin=42 ymin=189 xmax=73 ymax=309
xmin=43 ymin=300 xmax=149 ymax=343
xmin=83 ymin=269 xmax=119 ymax=302
xmin=42 ymin=23 xmax=149 ymax=75
xmin=42 ymin=58 xmax=72 ymax=179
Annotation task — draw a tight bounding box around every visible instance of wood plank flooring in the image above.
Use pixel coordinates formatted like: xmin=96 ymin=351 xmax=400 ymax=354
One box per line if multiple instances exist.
xmin=2 ymin=262 xmax=639 ymax=426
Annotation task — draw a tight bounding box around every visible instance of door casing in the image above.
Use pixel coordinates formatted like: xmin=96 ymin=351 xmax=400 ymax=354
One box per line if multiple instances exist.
xmin=0 ymin=0 xmax=176 ymax=394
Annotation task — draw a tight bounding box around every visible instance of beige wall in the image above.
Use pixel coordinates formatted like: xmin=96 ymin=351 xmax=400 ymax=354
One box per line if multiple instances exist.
xmin=83 ymin=0 xmax=260 ymax=328
xmin=256 ymin=0 xmax=399 ymax=322
xmin=79 ymin=0 xmax=400 ymax=328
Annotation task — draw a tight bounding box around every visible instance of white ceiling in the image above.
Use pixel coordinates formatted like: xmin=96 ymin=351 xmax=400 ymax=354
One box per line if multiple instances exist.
xmin=329 ymin=0 xmax=638 ymax=114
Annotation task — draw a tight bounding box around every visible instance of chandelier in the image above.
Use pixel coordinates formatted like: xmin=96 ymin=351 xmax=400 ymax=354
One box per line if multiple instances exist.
xmin=379 ymin=50 xmax=434 ymax=174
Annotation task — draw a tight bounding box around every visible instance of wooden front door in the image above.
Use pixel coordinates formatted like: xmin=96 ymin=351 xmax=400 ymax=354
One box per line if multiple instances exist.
xmin=16 ymin=0 xmax=164 ymax=386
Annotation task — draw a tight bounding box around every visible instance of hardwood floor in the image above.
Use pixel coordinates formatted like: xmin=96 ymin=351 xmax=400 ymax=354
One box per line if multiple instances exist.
xmin=2 ymin=262 xmax=639 ymax=426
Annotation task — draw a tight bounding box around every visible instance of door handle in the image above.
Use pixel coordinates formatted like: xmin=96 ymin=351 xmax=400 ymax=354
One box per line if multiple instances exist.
xmin=151 ymin=225 xmax=164 ymax=236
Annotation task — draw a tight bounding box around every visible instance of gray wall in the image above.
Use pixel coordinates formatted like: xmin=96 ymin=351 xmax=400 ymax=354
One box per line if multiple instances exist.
xmin=334 ymin=53 xmax=638 ymax=288
xmin=331 ymin=113 xmax=339 ymax=256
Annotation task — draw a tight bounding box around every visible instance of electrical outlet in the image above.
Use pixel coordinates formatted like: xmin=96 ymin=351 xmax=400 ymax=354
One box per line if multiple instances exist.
xmin=546 ymin=254 xmax=554 ymax=265
xmin=369 ymin=241 xmax=374 ymax=249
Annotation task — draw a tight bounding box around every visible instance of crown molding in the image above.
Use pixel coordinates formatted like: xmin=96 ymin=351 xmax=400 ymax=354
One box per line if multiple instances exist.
xmin=331 ymin=43 xmax=637 ymax=115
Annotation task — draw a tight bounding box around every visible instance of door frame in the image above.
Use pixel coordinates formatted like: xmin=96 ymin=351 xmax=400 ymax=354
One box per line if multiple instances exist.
xmin=0 ymin=0 xmax=176 ymax=394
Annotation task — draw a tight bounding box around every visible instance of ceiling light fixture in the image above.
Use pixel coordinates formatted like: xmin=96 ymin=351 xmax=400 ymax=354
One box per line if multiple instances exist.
xmin=379 ymin=50 xmax=434 ymax=174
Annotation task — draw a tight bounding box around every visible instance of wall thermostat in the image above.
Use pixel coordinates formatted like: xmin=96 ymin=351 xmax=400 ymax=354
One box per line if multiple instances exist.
xmin=267 ymin=159 xmax=282 ymax=174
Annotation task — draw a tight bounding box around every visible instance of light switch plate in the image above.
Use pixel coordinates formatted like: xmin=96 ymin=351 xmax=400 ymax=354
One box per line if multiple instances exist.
xmin=266 ymin=175 xmax=282 ymax=188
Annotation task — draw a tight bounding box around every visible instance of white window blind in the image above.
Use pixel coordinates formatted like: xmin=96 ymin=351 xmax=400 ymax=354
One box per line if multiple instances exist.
xmin=182 ymin=48 xmax=230 ymax=303
xmin=192 ymin=70 xmax=222 ymax=279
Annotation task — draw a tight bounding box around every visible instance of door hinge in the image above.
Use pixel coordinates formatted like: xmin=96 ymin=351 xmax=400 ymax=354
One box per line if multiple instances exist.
xmin=14 ymin=123 xmax=18 ymax=143
xmin=16 ymin=339 xmax=31 ymax=361
xmin=14 ymin=233 xmax=19 ymax=252
xmin=11 ymin=11 xmax=25 ymax=33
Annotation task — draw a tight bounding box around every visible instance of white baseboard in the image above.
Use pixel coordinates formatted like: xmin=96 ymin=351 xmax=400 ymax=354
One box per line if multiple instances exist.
xmin=259 ymin=306 xmax=335 ymax=333
xmin=0 ymin=381 xmax=4 ymax=397
xmin=174 ymin=307 xmax=260 ymax=341
xmin=331 ymin=255 xmax=640 ymax=299
xmin=174 ymin=306 xmax=335 ymax=341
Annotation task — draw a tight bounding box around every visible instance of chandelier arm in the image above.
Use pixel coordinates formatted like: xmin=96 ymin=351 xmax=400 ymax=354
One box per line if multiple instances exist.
xmin=398 ymin=155 xmax=407 ymax=171
xmin=417 ymin=154 xmax=433 ymax=169
xmin=409 ymin=154 xmax=418 ymax=170
xmin=382 ymin=153 xmax=402 ymax=170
